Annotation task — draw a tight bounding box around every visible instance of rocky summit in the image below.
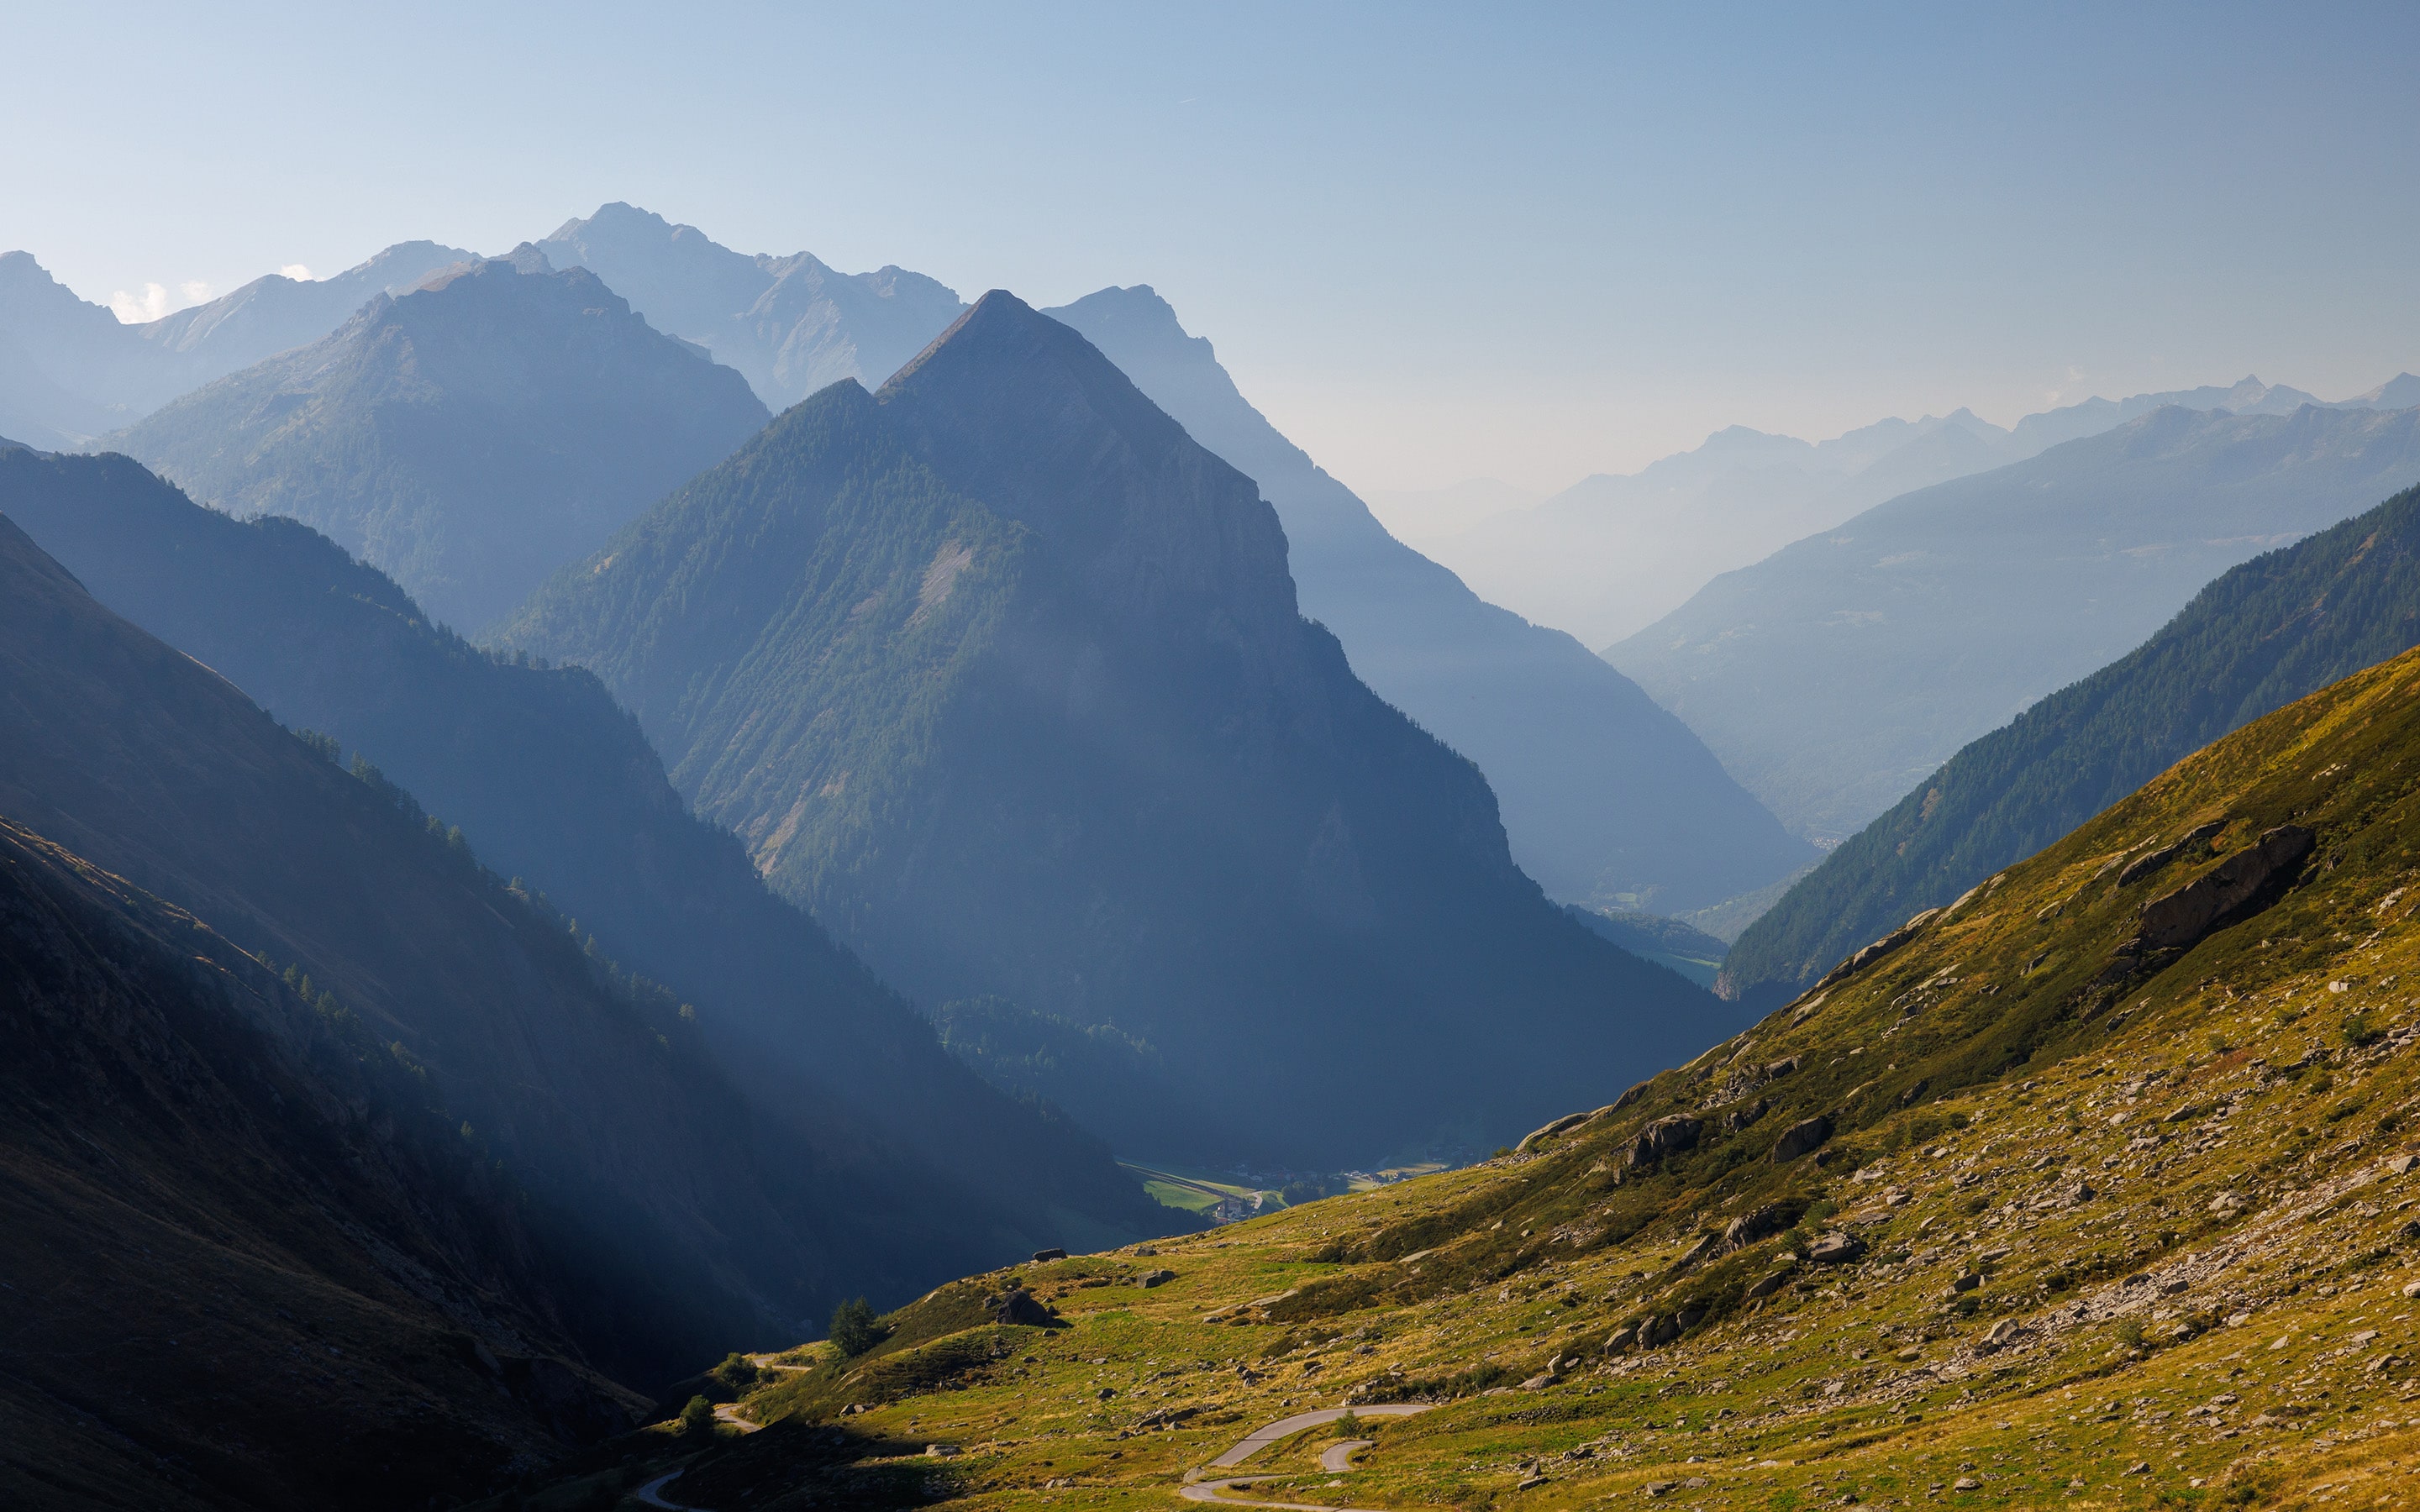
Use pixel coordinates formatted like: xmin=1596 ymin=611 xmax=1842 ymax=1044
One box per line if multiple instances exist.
xmin=503 ymin=638 xmax=2420 ymax=1509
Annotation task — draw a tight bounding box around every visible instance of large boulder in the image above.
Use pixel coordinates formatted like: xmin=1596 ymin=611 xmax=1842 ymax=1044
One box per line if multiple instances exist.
xmin=1628 ymin=1115 xmax=1703 ymax=1167
xmin=2138 ymin=825 xmax=2315 ymax=950
xmin=993 ymin=1289 xmax=1057 ymax=1327
xmin=1770 ymin=1115 xmax=1833 ymax=1164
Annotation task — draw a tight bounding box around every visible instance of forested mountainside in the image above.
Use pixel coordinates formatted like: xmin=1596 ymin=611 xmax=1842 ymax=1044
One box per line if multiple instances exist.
xmin=502 ymin=292 xmax=1727 ymax=1167
xmin=1046 ymin=286 xmax=1812 ymax=916
xmin=0 ymin=502 xmax=1111 ymax=1401
xmin=534 ymin=202 xmax=968 ymax=409
xmin=1608 ymin=402 xmax=2420 ymax=843
xmin=0 ymin=444 xmax=1176 ymax=1259
xmin=1724 ymin=480 xmax=2420 ymax=1006
xmin=0 ymin=815 xmax=643 ymax=1512
xmin=514 ymin=636 xmax=2420 ymax=1512
xmin=0 ymin=243 xmax=471 ymax=447
xmin=111 ymin=255 xmax=770 ymax=631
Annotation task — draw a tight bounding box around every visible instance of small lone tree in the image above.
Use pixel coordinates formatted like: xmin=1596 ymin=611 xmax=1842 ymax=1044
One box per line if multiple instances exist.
xmin=678 ymin=1394 xmax=713 ymax=1438
xmin=829 ymin=1296 xmax=885 ymax=1357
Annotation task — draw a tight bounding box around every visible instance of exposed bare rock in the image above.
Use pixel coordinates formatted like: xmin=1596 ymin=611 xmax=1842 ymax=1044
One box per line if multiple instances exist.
xmin=2137 ymin=826 xmax=2316 ymax=950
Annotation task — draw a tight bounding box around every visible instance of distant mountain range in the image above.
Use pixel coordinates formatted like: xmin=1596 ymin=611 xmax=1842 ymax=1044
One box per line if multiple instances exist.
xmin=500 ymin=291 xmax=1728 ymax=1166
xmin=1721 ymin=477 xmax=2420 ymax=1006
xmin=1430 ymin=374 xmax=2420 ymax=648
xmin=110 ymin=255 xmax=771 ymax=632
xmin=534 ymin=202 xmax=969 ymax=411
xmin=1607 ymin=402 xmax=2420 ymax=843
xmin=0 ymin=443 xmax=1174 ymax=1260
xmin=0 ymin=242 xmax=471 ymax=446
xmin=1043 ymin=286 xmax=1812 ymax=914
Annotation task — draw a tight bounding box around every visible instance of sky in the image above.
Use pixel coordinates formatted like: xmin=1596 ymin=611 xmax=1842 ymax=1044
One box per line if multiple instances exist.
xmin=4 ymin=1 xmax=2417 ymax=495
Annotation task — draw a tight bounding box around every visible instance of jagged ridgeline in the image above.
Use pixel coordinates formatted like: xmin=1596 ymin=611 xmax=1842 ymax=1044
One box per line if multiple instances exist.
xmin=500 ymin=291 xmax=1726 ymax=1165
xmin=556 ymin=642 xmax=2420 ymax=1509
xmin=1728 ymin=480 xmax=2420 ymax=1008
xmin=0 ymin=442 xmax=1178 ymax=1263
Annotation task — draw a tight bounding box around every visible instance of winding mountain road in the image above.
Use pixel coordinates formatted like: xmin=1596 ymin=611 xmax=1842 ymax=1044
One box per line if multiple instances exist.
xmin=1179 ymin=1403 xmax=1434 ymax=1509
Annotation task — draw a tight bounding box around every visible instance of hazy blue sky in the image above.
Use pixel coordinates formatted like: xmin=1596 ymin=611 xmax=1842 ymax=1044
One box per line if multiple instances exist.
xmin=6 ymin=2 xmax=2416 ymax=491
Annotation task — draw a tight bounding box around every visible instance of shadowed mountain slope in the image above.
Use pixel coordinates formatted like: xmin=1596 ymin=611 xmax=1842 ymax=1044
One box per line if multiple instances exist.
xmin=1045 ymin=286 xmax=1812 ymax=915
xmin=0 ymin=816 xmax=644 ymax=1512
xmin=0 ymin=499 xmax=1114 ymax=1399
xmin=501 ymin=291 xmax=1725 ymax=1166
xmin=1723 ymin=480 xmax=2420 ymax=1005
xmin=1607 ymin=403 xmax=2420 ymax=843
xmin=111 ymin=256 xmax=769 ymax=631
xmin=0 ymin=444 xmax=1176 ymax=1257
xmin=558 ymin=637 xmax=2420 ymax=1512
xmin=535 ymin=202 xmax=968 ymax=410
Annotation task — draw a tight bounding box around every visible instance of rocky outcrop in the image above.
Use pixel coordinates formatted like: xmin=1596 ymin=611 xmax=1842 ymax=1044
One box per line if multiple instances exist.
xmin=1810 ymin=909 xmax=1940 ymax=992
xmin=2117 ymin=821 xmax=2225 ymax=885
xmin=1771 ymin=1115 xmax=1833 ymax=1165
xmin=1723 ymin=1205 xmax=1791 ymax=1251
xmin=1628 ymin=1115 xmax=1704 ymax=1167
xmin=2137 ymin=826 xmax=2316 ymax=950
xmin=993 ymin=1289 xmax=1058 ymax=1327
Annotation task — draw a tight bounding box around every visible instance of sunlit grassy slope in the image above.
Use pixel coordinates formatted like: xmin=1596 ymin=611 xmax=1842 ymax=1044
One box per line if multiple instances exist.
xmin=512 ymin=645 xmax=2420 ymax=1511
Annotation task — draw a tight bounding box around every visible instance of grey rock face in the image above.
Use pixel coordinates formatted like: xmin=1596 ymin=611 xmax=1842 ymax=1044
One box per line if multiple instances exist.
xmin=1772 ymin=1115 xmax=1834 ymax=1165
xmin=1628 ymin=1116 xmax=1705 ymax=1167
xmin=2137 ymin=826 xmax=2316 ymax=951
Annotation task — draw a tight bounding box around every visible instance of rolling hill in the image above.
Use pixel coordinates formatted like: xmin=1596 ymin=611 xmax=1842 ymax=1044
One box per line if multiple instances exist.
xmin=501 ymin=291 xmax=1728 ymax=1166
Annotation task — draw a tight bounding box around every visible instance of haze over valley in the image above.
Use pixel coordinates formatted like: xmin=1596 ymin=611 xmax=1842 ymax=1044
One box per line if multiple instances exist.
xmin=6 ymin=8 xmax=2420 ymax=1509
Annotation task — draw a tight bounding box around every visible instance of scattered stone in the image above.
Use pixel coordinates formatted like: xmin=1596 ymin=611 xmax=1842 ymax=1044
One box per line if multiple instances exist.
xmin=1139 ymin=1269 xmax=1176 ymax=1288
xmin=1806 ymin=1231 xmax=1865 ymax=1265
xmin=1517 ymin=1473 xmax=1549 ymax=1490
xmin=1953 ymin=1478 xmax=1980 ymax=1491
xmin=1031 ymin=1247 xmax=1068 ymax=1262
xmin=1765 ymin=1056 xmax=1802 ymax=1080
xmin=2127 ymin=1462 xmax=2152 ymax=1475
xmin=925 ymin=1443 xmax=959 ymax=1457
xmin=1977 ymin=1319 xmax=2023 ymax=1353
xmin=1746 ymin=1264 xmax=1797 ymax=1299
